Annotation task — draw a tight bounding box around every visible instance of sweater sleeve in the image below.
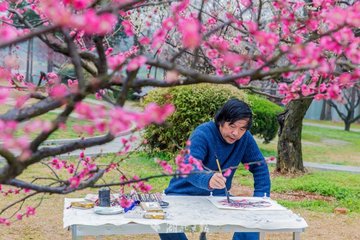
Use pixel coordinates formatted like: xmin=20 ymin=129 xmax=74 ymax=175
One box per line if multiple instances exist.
xmin=242 ymin=132 xmax=271 ymax=197
xmin=184 ymin=128 xmax=213 ymax=191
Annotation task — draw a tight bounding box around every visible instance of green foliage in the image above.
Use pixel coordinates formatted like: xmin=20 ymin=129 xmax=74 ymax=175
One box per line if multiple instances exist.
xmin=57 ymin=64 xmax=93 ymax=84
xmin=143 ymin=84 xmax=282 ymax=153
xmin=247 ymin=94 xmax=283 ymax=143
xmin=143 ymin=84 xmax=247 ymax=152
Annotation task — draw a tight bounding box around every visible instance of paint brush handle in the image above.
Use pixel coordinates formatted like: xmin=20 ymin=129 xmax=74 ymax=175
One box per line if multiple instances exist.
xmin=216 ymin=159 xmax=231 ymax=203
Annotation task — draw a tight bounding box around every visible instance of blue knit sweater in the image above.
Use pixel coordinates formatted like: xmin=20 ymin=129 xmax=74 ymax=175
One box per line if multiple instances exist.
xmin=165 ymin=121 xmax=271 ymax=197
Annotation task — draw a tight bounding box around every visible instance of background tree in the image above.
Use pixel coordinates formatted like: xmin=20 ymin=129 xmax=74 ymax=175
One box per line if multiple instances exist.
xmin=0 ymin=0 xmax=359 ymax=224
xmin=328 ymin=87 xmax=360 ymax=131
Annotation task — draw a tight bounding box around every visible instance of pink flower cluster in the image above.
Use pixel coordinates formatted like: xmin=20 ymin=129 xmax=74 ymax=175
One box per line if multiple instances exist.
xmin=126 ymin=56 xmax=147 ymax=72
xmin=119 ymin=196 xmax=133 ymax=208
xmin=0 ymin=206 xmax=36 ymax=225
xmin=63 ymin=0 xmax=93 ymax=10
xmin=0 ymin=25 xmax=19 ymax=44
xmin=116 ymin=136 xmax=137 ymax=156
xmin=121 ymin=20 xmax=134 ymax=37
xmin=178 ymin=17 xmax=201 ymax=49
xmin=0 ymin=218 xmax=10 ymax=226
xmin=23 ymin=120 xmax=52 ymax=134
xmin=265 ymin=156 xmax=277 ymax=163
xmin=175 ymin=144 xmax=204 ymax=176
xmin=279 ymin=69 xmax=360 ymax=104
xmin=0 ymin=88 xmax=10 ymax=104
xmin=155 ymin=158 xmax=173 ymax=174
xmin=0 ymin=185 xmax=29 ymax=197
xmin=0 ymin=120 xmax=31 ymax=158
xmin=40 ymin=1 xmax=117 ymax=35
xmin=223 ymin=169 xmax=232 ymax=177
xmin=51 ymin=158 xmax=75 ymax=174
xmin=107 ymin=46 xmax=140 ymax=71
xmin=131 ymin=175 xmax=152 ymax=193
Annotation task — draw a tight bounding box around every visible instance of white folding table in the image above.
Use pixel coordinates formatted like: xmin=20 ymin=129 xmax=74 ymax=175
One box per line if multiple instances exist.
xmin=64 ymin=196 xmax=308 ymax=240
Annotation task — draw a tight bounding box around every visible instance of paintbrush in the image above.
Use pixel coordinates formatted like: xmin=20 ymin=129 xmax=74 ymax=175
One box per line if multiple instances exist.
xmin=216 ymin=158 xmax=231 ymax=203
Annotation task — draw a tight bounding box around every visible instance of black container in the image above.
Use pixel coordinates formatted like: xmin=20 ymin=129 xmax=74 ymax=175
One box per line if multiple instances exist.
xmin=98 ymin=187 xmax=110 ymax=207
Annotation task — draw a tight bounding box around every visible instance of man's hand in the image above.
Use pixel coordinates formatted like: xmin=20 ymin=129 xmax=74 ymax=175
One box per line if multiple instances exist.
xmin=209 ymin=173 xmax=226 ymax=189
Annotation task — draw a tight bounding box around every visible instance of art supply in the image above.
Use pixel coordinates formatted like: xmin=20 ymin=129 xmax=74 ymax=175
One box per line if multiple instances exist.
xmin=143 ymin=211 xmax=166 ymax=220
xmin=140 ymin=202 xmax=163 ymax=212
xmin=70 ymin=201 xmax=95 ymax=209
xmin=123 ymin=201 xmax=136 ymax=213
xmin=93 ymin=206 xmax=123 ymax=215
xmin=98 ymin=187 xmax=111 ymax=207
xmin=127 ymin=192 xmax=169 ymax=208
xmin=215 ymin=158 xmax=232 ymax=203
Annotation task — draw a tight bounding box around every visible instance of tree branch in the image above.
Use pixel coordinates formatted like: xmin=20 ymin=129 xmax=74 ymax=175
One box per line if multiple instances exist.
xmin=0 ymin=25 xmax=60 ymax=49
xmin=6 ymin=169 xmax=106 ymax=194
xmin=25 ymin=133 xmax=115 ymax=167
xmin=0 ymin=96 xmax=68 ymax=122
xmin=93 ymin=36 xmax=108 ymax=76
xmin=62 ymin=29 xmax=86 ymax=90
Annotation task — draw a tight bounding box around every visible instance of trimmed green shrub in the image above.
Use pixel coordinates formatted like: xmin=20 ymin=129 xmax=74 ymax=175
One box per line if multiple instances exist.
xmin=143 ymin=84 xmax=282 ymax=152
xmin=247 ymin=94 xmax=283 ymax=143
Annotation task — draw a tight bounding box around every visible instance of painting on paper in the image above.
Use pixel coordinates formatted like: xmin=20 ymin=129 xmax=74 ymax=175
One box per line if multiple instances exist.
xmin=207 ymin=197 xmax=286 ymax=211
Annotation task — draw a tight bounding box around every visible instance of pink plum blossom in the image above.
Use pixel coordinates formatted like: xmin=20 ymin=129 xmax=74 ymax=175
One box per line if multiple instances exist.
xmin=178 ymin=17 xmax=201 ymax=49
xmin=0 ymin=88 xmax=10 ymax=104
xmin=0 ymin=26 xmax=18 ymax=44
xmin=25 ymin=207 xmax=36 ymax=217
xmin=119 ymin=196 xmax=133 ymax=208
xmin=126 ymin=56 xmax=147 ymax=71
xmin=49 ymin=84 xmax=69 ymax=99
xmin=223 ymin=169 xmax=232 ymax=177
xmin=122 ymin=20 xmax=134 ymax=36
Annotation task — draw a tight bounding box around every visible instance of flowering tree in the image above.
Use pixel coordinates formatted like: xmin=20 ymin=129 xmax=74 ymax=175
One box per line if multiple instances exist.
xmin=0 ymin=0 xmax=359 ymax=225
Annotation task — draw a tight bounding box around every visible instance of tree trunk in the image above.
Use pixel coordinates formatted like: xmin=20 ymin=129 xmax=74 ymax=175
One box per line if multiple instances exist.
xmin=276 ymin=98 xmax=313 ymax=174
xmin=325 ymin=100 xmax=332 ymax=120
xmin=25 ymin=40 xmax=31 ymax=82
xmin=47 ymin=47 xmax=54 ymax=73
xmin=320 ymin=100 xmax=332 ymax=120
xmin=320 ymin=100 xmax=326 ymax=120
xmin=344 ymin=121 xmax=351 ymax=131
xmin=29 ymin=38 xmax=34 ymax=83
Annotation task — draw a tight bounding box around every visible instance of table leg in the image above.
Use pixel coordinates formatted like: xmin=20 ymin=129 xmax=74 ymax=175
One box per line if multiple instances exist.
xmin=71 ymin=225 xmax=81 ymax=240
xmin=293 ymin=232 xmax=301 ymax=240
xmin=199 ymin=232 xmax=207 ymax=240
xmin=259 ymin=231 xmax=265 ymax=240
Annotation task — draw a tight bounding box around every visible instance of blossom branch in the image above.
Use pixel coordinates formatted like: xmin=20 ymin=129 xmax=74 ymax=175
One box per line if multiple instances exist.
xmin=0 ymin=192 xmax=39 ymax=215
xmin=6 ymin=169 xmax=106 ymax=194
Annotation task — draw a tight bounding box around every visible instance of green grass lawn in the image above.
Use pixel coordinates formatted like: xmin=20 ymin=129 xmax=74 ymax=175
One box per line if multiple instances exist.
xmin=235 ymin=164 xmax=360 ymax=213
xmin=13 ymin=112 xmax=88 ymax=140
xmin=256 ymin=124 xmax=360 ymax=166
xmin=304 ymin=119 xmax=360 ymax=131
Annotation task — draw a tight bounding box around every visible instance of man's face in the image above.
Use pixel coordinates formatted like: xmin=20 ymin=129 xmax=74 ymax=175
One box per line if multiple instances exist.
xmin=219 ymin=119 xmax=249 ymax=144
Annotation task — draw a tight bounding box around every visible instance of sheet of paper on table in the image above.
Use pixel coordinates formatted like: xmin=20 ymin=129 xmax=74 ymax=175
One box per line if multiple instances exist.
xmin=207 ymin=196 xmax=287 ymax=211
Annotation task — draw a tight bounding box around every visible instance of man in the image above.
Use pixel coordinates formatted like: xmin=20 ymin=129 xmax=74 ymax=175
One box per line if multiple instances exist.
xmin=160 ymin=98 xmax=271 ymax=240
